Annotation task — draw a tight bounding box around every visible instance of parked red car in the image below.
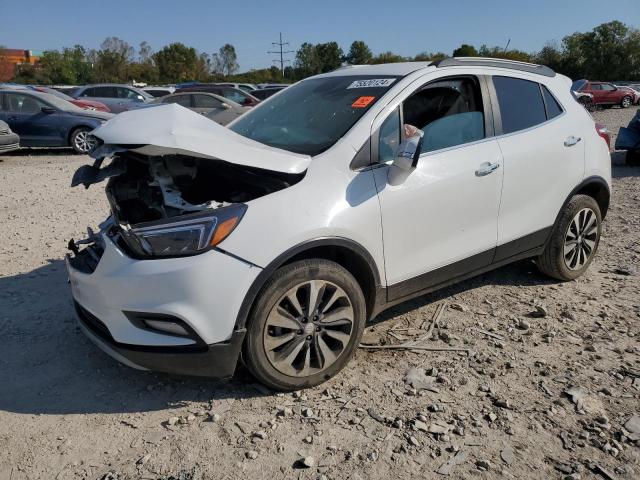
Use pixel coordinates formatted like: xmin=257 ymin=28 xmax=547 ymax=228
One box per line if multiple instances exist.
xmin=33 ymin=86 xmax=111 ymax=112
xmin=572 ymin=80 xmax=635 ymax=108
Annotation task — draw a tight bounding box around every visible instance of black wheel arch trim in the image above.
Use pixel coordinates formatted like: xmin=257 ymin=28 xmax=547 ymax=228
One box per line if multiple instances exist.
xmin=559 ymin=176 xmax=610 ymax=223
xmin=234 ymin=237 xmax=382 ymax=330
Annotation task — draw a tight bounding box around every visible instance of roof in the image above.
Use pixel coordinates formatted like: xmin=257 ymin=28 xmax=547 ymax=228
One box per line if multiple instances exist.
xmin=318 ymin=62 xmax=434 ymax=78
xmin=316 ymin=57 xmax=555 ymax=79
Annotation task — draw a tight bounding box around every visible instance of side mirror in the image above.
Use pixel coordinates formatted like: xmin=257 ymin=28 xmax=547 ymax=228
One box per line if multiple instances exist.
xmin=221 ymin=102 xmax=231 ymax=109
xmin=41 ymin=106 xmax=56 ymax=114
xmin=136 ymin=95 xmax=145 ymax=102
xmin=392 ymin=134 xmax=424 ymax=171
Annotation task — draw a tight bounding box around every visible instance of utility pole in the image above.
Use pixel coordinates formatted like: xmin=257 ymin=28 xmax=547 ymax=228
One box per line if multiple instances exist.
xmin=268 ymin=32 xmax=294 ymax=75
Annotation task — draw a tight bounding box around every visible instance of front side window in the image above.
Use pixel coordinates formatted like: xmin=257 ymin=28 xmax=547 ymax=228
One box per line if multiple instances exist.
xmin=231 ymin=75 xmax=398 ymax=155
xmin=601 ymin=84 xmax=616 ymax=91
xmin=6 ymin=93 xmax=47 ymax=113
xmin=222 ymin=89 xmax=248 ymax=104
xmin=494 ymin=76 xmax=546 ymax=134
xmin=404 ymin=77 xmax=485 ymax=153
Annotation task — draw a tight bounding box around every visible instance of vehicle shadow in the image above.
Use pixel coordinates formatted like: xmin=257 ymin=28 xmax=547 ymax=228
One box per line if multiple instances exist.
xmin=0 ymin=254 xmax=554 ymax=416
xmin=370 ymin=258 xmax=555 ymax=325
xmin=611 ymin=152 xmax=640 ymax=178
xmin=0 ymin=259 xmax=267 ymax=416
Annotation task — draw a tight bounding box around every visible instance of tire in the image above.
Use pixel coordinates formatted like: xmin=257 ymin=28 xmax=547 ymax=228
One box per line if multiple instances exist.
xmin=70 ymin=127 xmax=96 ymax=154
xmin=537 ymin=195 xmax=602 ymax=281
xmin=626 ymin=150 xmax=640 ymax=166
xmin=242 ymin=259 xmax=366 ymax=391
xmin=621 ymin=96 xmax=632 ymax=108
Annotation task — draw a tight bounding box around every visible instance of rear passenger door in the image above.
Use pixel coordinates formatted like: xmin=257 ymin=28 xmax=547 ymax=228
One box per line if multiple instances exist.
xmin=490 ymin=75 xmax=583 ymax=259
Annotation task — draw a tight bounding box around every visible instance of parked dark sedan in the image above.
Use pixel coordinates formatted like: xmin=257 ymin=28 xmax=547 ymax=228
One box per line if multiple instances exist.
xmin=0 ymin=120 xmax=20 ymax=153
xmin=0 ymin=89 xmax=113 ymax=153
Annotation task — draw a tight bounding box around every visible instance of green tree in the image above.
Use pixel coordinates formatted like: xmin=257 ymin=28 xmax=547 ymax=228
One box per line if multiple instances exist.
xmin=315 ymin=42 xmax=343 ymax=72
xmin=153 ymin=43 xmax=206 ymax=83
xmin=370 ymin=51 xmax=406 ymax=64
xmin=345 ymin=41 xmax=372 ymax=65
xmin=452 ymin=44 xmax=478 ymax=57
xmin=212 ymin=44 xmax=239 ymax=76
xmin=414 ymin=51 xmax=446 ymax=62
xmin=295 ymin=42 xmax=320 ymax=77
xmin=93 ymin=37 xmax=134 ymax=82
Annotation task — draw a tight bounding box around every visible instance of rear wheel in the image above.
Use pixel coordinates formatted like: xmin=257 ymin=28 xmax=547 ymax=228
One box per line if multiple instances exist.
xmin=537 ymin=195 xmax=602 ymax=281
xmin=243 ymin=259 xmax=366 ymax=391
xmin=621 ymin=96 xmax=632 ymax=108
xmin=70 ymin=127 xmax=96 ymax=154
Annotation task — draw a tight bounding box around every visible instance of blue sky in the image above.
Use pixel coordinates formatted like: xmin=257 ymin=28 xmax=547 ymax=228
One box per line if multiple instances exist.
xmin=0 ymin=0 xmax=637 ymax=71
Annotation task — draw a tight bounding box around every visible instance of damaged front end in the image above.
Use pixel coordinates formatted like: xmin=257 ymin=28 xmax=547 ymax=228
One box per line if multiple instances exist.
xmin=68 ymin=104 xmax=309 ymax=263
xmin=70 ymin=150 xmax=303 ymax=260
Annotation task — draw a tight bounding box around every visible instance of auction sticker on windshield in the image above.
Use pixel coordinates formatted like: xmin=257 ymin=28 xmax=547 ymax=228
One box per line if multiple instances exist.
xmin=352 ymin=96 xmax=376 ymax=108
xmin=347 ymin=78 xmax=396 ymax=89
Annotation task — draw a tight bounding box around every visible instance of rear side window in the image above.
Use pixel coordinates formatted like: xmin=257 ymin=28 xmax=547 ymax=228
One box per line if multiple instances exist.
xmin=86 ymin=86 xmax=117 ymax=98
xmin=193 ymin=94 xmax=222 ymax=108
xmin=542 ymin=86 xmax=563 ymax=119
xmin=163 ymin=94 xmax=192 ymax=107
xmin=494 ymin=76 xmax=546 ymax=134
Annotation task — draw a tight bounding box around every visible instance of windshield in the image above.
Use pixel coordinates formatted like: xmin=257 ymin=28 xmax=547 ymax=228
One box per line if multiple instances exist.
xmin=38 ymin=92 xmax=84 ymax=111
xmin=230 ymin=75 xmax=399 ymax=155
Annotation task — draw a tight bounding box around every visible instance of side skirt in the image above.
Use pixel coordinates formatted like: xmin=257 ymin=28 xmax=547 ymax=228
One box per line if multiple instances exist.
xmin=375 ymin=227 xmax=551 ymax=316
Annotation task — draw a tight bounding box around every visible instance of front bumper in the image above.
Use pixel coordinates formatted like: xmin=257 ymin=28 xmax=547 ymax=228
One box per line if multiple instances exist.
xmin=74 ymin=300 xmax=245 ymax=377
xmin=66 ymin=231 xmax=261 ymax=378
xmin=0 ymin=133 xmax=20 ymax=153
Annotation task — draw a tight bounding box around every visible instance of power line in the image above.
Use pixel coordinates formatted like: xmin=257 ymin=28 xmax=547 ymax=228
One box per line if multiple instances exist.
xmin=268 ymin=33 xmax=294 ymax=75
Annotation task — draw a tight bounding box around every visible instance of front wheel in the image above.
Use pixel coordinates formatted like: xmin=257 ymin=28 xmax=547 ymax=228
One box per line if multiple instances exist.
xmin=70 ymin=127 xmax=96 ymax=154
xmin=243 ymin=259 xmax=366 ymax=391
xmin=621 ymin=96 xmax=632 ymax=108
xmin=537 ymin=195 xmax=602 ymax=281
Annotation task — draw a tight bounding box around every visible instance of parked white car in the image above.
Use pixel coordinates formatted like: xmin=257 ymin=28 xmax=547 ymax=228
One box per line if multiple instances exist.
xmin=66 ymin=58 xmax=612 ymax=390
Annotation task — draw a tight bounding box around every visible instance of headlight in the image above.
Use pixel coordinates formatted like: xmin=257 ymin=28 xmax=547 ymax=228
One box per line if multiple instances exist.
xmin=123 ymin=204 xmax=247 ymax=257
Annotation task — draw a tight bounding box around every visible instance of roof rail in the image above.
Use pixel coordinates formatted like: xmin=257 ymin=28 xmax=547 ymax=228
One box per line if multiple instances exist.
xmin=431 ymin=57 xmax=556 ymax=78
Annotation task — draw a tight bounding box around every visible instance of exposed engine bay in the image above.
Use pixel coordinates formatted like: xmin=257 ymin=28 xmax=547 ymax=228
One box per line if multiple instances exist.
xmin=72 ymin=152 xmax=304 ymax=226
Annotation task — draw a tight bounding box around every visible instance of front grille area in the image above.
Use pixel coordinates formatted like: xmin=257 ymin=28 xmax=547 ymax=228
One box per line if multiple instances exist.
xmin=68 ymin=242 xmax=104 ymax=274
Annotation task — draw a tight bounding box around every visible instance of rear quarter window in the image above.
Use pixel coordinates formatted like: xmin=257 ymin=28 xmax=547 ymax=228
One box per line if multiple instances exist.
xmin=493 ymin=76 xmax=547 ymax=134
xmin=542 ymin=85 xmax=563 ymax=119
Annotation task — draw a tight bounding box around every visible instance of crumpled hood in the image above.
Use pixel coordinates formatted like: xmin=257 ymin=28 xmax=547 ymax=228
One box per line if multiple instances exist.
xmin=90 ymin=104 xmax=311 ymax=174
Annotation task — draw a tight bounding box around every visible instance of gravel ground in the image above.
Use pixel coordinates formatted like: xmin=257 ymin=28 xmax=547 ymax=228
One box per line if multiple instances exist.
xmin=0 ymin=106 xmax=638 ymax=480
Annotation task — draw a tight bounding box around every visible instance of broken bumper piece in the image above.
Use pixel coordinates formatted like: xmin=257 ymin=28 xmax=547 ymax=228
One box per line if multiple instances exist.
xmin=66 ymin=230 xmax=261 ymax=378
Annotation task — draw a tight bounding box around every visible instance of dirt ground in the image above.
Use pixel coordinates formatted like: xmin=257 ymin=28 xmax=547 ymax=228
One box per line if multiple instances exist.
xmin=0 ymin=107 xmax=638 ymax=480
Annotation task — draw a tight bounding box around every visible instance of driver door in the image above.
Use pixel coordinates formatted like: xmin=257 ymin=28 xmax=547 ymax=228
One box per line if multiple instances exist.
xmin=372 ymin=76 xmax=503 ymax=301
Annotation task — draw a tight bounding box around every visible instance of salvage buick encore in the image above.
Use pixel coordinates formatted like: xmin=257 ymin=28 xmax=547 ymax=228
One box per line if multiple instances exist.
xmin=67 ymin=58 xmax=612 ymax=391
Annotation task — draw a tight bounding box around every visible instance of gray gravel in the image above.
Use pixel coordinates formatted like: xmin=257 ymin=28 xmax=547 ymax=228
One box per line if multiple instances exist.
xmin=0 ymin=107 xmax=638 ymax=479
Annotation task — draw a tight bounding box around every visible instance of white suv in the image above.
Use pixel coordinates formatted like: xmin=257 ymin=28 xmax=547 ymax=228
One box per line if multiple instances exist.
xmin=67 ymin=58 xmax=611 ymax=390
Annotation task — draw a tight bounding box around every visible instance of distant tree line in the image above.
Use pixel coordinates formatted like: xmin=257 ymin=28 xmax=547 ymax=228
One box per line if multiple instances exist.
xmin=5 ymin=20 xmax=640 ymax=86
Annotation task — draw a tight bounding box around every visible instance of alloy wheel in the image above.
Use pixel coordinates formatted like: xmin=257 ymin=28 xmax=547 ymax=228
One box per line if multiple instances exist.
xmin=74 ymin=130 xmax=95 ymax=153
xmin=263 ymin=280 xmax=354 ymax=377
xmin=563 ymin=208 xmax=598 ymax=270
xmin=622 ymin=97 xmax=631 ymax=108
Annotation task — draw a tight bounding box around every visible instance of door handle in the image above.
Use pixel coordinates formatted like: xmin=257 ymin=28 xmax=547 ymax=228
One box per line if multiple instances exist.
xmin=475 ymin=162 xmax=500 ymax=177
xmin=564 ymin=136 xmax=582 ymax=147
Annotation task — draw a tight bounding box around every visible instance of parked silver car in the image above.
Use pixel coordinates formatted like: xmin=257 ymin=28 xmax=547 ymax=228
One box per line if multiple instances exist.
xmin=135 ymin=92 xmax=250 ymax=126
xmin=71 ymin=84 xmax=154 ymax=113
